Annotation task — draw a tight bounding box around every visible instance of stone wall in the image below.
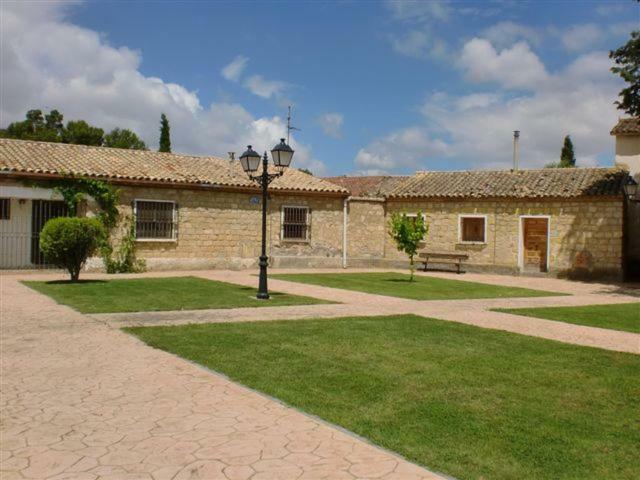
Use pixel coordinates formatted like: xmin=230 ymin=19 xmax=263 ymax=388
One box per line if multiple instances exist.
xmin=100 ymin=186 xmax=345 ymax=270
xmin=346 ymin=198 xmax=386 ymax=266
xmin=379 ymin=198 xmax=624 ymax=279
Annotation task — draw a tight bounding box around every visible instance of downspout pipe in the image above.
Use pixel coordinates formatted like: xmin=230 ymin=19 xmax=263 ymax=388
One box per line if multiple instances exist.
xmin=342 ymin=197 xmax=348 ymax=268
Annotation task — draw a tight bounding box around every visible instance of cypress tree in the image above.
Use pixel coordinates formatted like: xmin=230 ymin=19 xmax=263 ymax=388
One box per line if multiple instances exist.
xmin=159 ymin=113 xmax=171 ymax=153
xmin=559 ymin=135 xmax=576 ymax=168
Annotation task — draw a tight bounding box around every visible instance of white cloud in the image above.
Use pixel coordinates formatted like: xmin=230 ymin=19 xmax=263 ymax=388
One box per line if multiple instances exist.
xmin=389 ymin=30 xmax=447 ymax=59
xmin=561 ymin=24 xmax=604 ymax=52
xmin=243 ymin=75 xmax=288 ymax=99
xmin=221 ymin=55 xmax=248 ymax=82
xmin=0 ymin=3 xmax=325 ymax=174
xmin=459 ymin=38 xmax=549 ymax=90
xmin=482 ymin=21 xmax=541 ymax=49
xmin=316 ymin=113 xmax=343 ymax=139
xmin=355 ymin=38 xmax=622 ymax=173
xmin=354 ymin=126 xmax=448 ymax=172
xmin=385 ymin=0 xmax=451 ymax=22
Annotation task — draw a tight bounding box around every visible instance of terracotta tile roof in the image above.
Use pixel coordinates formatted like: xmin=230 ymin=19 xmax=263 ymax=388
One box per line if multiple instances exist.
xmin=610 ymin=117 xmax=640 ymax=136
xmin=323 ymin=176 xmax=410 ymax=197
xmin=387 ymin=168 xmax=628 ymax=199
xmin=0 ymin=139 xmax=347 ymax=195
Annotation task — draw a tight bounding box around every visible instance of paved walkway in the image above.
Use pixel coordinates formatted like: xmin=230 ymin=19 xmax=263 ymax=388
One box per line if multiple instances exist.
xmin=0 ymin=274 xmax=443 ymax=480
xmin=94 ymin=269 xmax=640 ymax=354
xmin=2 ymin=269 xmax=639 ymax=480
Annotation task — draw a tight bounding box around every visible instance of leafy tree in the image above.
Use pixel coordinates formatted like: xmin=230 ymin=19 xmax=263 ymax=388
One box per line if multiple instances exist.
xmin=1 ymin=109 xmax=61 ymax=142
xmin=45 ymin=110 xmax=64 ymax=134
xmin=40 ymin=217 xmax=106 ymax=281
xmin=388 ymin=212 xmax=428 ymax=281
xmin=298 ymin=168 xmax=313 ymax=176
xmin=62 ymin=120 xmax=104 ymax=146
xmin=159 ymin=113 xmax=171 ymax=152
xmin=559 ymin=135 xmax=576 ymax=167
xmin=104 ymin=128 xmax=147 ymax=150
xmin=610 ymin=30 xmax=640 ymax=116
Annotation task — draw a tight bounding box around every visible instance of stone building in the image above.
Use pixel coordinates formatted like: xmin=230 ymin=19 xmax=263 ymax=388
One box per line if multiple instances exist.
xmin=0 ymin=139 xmax=348 ymax=270
xmin=0 ymin=137 xmax=633 ymax=280
xmin=326 ymin=168 xmax=629 ymax=280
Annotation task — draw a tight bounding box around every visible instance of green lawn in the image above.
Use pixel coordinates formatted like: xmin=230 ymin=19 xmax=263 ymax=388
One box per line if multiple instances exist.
xmin=271 ymin=272 xmax=563 ymax=300
xmin=494 ymin=303 xmax=640 ymax=334
xmin=126 ymin=315 xmax=639 ymax=480
xmin=23 ymin=276 xmax=329 ymax=314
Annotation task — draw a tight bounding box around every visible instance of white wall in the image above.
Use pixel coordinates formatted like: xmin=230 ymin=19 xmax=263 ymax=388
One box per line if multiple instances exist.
xmin=0 ymin=198 xmax=32 ymax=268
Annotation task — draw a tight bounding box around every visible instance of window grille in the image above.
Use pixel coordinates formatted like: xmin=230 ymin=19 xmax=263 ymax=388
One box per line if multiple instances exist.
xmin=134 ymin=200 xmax=177 ymax=240
xmin=282 ymin=206 xmax=309 ymax=241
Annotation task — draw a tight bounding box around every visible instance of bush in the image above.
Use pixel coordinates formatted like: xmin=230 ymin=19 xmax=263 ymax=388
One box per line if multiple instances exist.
xmin=40 ymin=217 xmax=106 ymax=281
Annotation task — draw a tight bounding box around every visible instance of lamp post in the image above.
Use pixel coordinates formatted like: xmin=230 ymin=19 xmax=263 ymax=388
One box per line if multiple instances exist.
xmin=623 ymin=179 xmax=639 ymax=202
xmin=239 ymin=139 xmax=294 ymax=299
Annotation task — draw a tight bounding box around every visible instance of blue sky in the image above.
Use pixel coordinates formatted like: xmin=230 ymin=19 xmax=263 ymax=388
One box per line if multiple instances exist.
xmin=1 ymin=1 xmax=638 ymax=175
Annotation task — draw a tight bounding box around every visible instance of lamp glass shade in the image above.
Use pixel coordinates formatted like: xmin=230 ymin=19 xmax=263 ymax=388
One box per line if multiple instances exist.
xmin=271 ymin=138 xmax=294 ymax=169
xmin=624 ymin=181 xmax=639 ymax=199
xmin=239 ymin=146 xmax=261 ymax=173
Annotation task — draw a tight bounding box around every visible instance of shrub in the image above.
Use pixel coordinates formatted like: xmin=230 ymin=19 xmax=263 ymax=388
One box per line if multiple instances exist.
xmin=40 ymin=217 xmax=106 ymax=281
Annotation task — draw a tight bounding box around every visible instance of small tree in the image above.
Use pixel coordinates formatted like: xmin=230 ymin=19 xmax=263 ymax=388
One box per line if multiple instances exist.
xmin=388 ymin=212 xmax=428 ymax=281
xmin=40 ymin=217 xmax=106 ymax=281
xmin=104 ymin=128 xmax=147 ymax=150
xmin=159 ymin=113 xmax=171 ymax=152
xmin=559 ymin=135 xmax=576 ymax=167
xmin=610 ymin=30 xmax=640 ymax=117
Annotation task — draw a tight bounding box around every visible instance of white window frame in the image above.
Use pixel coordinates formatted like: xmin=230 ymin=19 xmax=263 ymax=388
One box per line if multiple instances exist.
xmin=458 ymin=214 xmax=488 ymax=244
xmin=281 ymin=205 xmax=310 ymax=242
xmin=517 ymin=215 xmax=551 ymax=272
xmin=133 ymin=199 xmax=178 ymax=241
xmin=406 ymin=212 xmax=428 ymax=240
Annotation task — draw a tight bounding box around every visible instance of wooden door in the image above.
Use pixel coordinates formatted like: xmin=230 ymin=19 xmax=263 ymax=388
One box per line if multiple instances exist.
xmin=523 ymin=218 xmax=548 ymax=272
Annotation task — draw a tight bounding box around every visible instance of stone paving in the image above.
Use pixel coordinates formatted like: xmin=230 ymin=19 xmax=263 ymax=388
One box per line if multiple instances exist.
xmin=1 ymin=269 xmax=639 ymax=480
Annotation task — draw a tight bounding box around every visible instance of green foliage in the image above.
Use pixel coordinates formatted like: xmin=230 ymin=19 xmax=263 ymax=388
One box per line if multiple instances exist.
xmin=24 ymin=176 xmax=142 ymax=274
xmin=1 ymin=109 xmax=62 ymax=142
xmin=610 ymin=30 xmax=640 ymax=116
xmin=298 ymin=168 xmax=313 ymax=176
xmin=104 ymin=128 xmax=147 ymax=150
xmin=40 ymin=217 xmax=106 ymax=281
xmin=101 ymin=216 xmax=146 ymax=273
xmin=159 ymin=113 xmax=171 ymax=152
xmin=1 ymin=109 xmax=147 ymax=149
xmin=559 ymin=135 xmax=576 ymax=167
xmin=62 ymin=120 xmax=104 ymax=146
xmin=388 ymin=212 xmax=428 ymax=281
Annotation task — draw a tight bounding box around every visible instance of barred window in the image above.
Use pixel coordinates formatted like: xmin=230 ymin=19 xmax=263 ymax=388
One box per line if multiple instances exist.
xmin=282 ymin=206 xmax=309 ymax=241
xmin=134 ymin=200 xmax=177 ymax=240
xmin=459 ymin=216 xmax=486 ymax=243
xmin=0 ymin=198 xmax=9 ymax=220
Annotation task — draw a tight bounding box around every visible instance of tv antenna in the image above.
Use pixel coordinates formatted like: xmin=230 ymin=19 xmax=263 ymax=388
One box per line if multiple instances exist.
xmin=286 ymin=105 xmax=300 ymax=144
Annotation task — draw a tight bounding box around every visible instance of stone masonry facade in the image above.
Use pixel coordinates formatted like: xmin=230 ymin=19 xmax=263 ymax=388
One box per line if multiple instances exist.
xmin=99 ymin=186 xmax=345 ymax=270
xmin=345 ymin=197 xmax=624 ymax=280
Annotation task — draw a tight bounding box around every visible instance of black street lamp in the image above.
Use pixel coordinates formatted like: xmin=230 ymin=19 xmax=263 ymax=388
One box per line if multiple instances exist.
xmin=623 ymin=178 xmax=639 ymax=202
xmin=239 ymin=139 xmax=294 ymax=299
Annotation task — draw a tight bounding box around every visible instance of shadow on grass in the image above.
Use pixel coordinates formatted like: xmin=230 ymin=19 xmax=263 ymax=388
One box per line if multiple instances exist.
xmin=43 ymin=280 xmax=108 ymax=285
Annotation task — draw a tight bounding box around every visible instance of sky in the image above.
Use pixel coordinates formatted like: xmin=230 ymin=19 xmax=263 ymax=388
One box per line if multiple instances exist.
xmin=1 ymin=0 xmax=638 ymax=176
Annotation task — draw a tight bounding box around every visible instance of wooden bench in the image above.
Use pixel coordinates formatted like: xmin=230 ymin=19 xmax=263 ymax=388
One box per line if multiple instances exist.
xmin=417 ymin=251 xmax=469 ymax=274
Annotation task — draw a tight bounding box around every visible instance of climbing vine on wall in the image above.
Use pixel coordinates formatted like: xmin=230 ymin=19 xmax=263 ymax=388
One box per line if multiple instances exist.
xmin=23 ymin=175 xmax=144 ymax=273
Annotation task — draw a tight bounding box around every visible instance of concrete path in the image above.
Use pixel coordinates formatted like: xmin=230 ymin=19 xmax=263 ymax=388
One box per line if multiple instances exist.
xmin=0 ymin=274 xmax=443 ymax=480
xmin=93 ymin=269 xmax=640 ymax=354
xmin=2 ymin=269 xmax=639 ymax=480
